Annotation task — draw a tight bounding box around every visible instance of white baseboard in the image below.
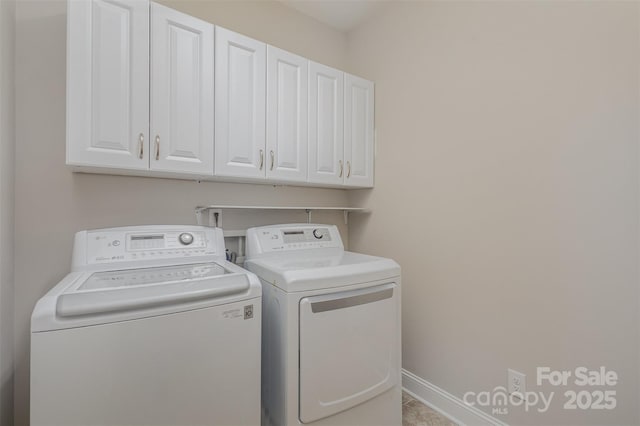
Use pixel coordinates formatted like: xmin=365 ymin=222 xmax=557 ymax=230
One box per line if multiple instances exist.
xmin=402 ymin=369 xmax=508 ymax=426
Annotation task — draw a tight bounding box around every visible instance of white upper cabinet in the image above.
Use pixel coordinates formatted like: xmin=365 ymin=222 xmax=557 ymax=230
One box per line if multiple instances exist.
xmin=67 ymin=0 xmax=149 ymax=169
xmin=66 ymin=2 xmax=375 ymax=188
xmin=266 ymin=46 xmax=308 ymax=182
xmin=215 ymin=27 xmax=266 ymax=179
xmin=308 ymin=62 xmax=344 ymax=185
xmin=344 ymin=74 xmax=375 ymax=188
xmin=150 ymin=4 xmax=214 ymax=175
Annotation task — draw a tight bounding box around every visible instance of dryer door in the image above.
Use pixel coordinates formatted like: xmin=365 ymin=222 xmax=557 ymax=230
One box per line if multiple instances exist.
xmin=298 ymin=283 xmax=398 ymax=423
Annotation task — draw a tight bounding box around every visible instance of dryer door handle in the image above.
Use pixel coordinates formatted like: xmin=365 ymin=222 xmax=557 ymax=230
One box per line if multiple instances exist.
xmin=308 ymin=283 xmax=395 ymax=313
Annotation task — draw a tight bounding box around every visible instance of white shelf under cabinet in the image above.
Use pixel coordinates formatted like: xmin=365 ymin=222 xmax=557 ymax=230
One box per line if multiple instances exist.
xmin=195 ymin=205 xmax=369 ymax=226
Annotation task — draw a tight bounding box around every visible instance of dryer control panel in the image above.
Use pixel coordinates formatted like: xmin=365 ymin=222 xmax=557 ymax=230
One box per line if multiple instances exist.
xmin=246 ymin=224 xmax=343 ymax=256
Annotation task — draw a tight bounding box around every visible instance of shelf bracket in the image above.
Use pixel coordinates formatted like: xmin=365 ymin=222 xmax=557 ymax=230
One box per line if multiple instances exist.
xmin=209 ymin=209 xmax=222 ymax=227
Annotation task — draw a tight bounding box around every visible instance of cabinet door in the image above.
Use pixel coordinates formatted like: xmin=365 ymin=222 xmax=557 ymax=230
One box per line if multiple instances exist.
xmin=344 ymin=74 xmax=374 ymax=187
xmin=308 ymin=62 xmax=344 ymax=185
xmin=266 ymin=46 xmax=308 ymax=182
xmin=215 ymin=27 xmax=266 ymax=178
xmin=150 ymin=4 xmax=214 ymax=175
xmin=67 ymin=0 xmax=149 ymax=169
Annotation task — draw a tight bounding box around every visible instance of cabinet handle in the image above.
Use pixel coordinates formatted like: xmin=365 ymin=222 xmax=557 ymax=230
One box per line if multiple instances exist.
xmin=259 ymin=149 xmax=264 ymax=170
xmin=347 ymin=161 xmax=351 ymax=178
xmin=138 ymin=133 xmax=144 ymax=159
xmin=155 ymin=136 xmax=160 ymax=161
xmin=270 ymin=150 xmax=274 ymax=171
xmin=339 ymin=160 xmax=343 ymax=178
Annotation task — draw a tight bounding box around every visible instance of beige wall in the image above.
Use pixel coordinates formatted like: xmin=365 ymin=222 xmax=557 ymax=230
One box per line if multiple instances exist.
xmin=0 ymin=0 xmax=15 ymax=424
xmin=347 ymin=1 xmax=639 ymax=425
xmin=12 ymin=1 xmax=640 ymax=425
xmin=13 ymin=1 xmax=349 ymax=424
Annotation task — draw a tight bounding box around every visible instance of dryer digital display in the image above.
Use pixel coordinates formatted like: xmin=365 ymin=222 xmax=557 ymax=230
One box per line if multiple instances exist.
xmin=282 ymin=228 xmax=331 ymax=244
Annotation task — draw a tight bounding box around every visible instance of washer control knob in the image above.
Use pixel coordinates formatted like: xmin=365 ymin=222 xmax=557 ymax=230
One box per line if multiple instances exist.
xmin=312 ymin=229 xmax=324 ymax=239
xmin=179 ymin=233 xmax=194 ymax=245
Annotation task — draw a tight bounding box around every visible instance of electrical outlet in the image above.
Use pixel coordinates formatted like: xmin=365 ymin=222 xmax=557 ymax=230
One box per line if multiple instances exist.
xmin=508 ymin=369 xmax=526 ymax=400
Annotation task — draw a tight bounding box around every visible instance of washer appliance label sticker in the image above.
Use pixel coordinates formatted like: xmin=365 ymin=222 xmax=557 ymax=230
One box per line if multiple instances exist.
xmin=222 ymin=308 xmax=243 ymax=319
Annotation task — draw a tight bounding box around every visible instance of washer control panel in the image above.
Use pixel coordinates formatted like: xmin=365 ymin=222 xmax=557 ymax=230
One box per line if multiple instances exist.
xmin=76 ymin=226 xmax=222 ymax=266
xmin=126 ymin=231 xmax=206 ymax=251
xmin=247 ymin=224 xmax=343 ymax=255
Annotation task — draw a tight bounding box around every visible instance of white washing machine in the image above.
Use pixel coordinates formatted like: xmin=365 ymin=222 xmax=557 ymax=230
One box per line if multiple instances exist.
xmin=31 ymin=225 xmax=261 ymax=426
xmin=245 ymin=224 xmax=401 ymax=426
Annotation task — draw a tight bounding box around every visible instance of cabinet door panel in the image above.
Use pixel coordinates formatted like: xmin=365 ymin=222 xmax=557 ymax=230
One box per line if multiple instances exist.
xmin=215 ymin=27 xmax=266 ymax=178
xmin=308 ymin=62 xmax=344 ymax=185
xmin=266 ymin=46 xmax=308 ymax=181
xmin=344 ymin=74 xmax=374 ymax=187
xmin=67 ymin=0 xmax=149 ymax=169
xmin=150 ymin=3 xmax=214 ymax=175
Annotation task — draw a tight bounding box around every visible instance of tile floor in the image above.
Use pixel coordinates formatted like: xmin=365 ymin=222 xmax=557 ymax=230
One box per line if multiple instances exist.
xmin=402 ymin=391 xmax=458 ymax=426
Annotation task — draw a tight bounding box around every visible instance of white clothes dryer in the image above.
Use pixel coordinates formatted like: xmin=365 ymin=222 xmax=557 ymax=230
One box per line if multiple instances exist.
xmin=245 ymin=224 xmax=401 ymax=426
xmin=31 ymin=225 xmax=261 ymax=426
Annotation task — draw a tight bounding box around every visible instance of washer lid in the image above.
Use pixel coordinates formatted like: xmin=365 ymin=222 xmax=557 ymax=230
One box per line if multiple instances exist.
xmin=79 ymin=263 xmax=228 ymax=290
xmin=32 ymin=261 xmax=261 ymax=332
xmin=57 ymin=263 xmax=245 ymax=317
xmin=244 ymin=251 xmax=400 ymax=292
